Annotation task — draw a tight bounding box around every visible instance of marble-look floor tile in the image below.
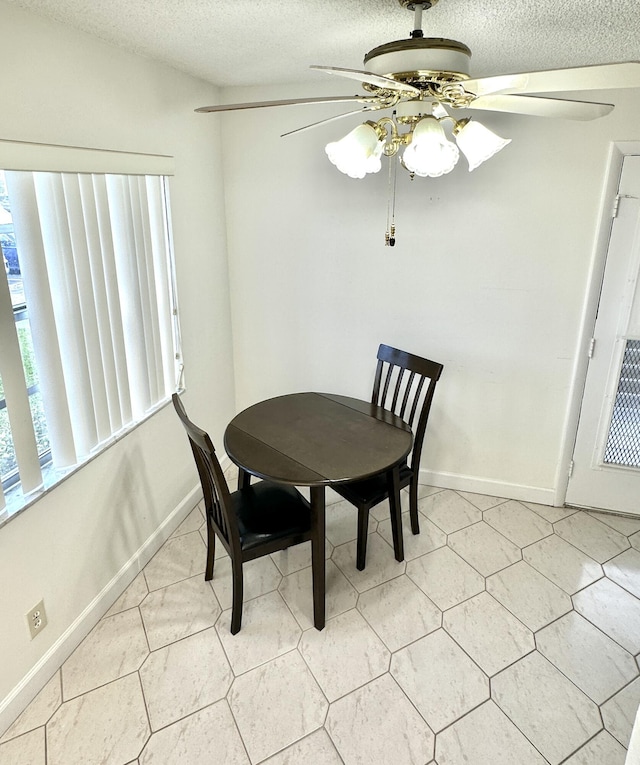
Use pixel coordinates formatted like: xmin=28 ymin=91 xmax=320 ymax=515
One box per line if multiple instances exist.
xmin=573 ymin=577 xmax=640 ymax=653
xmin=487 ymin=560 xmax=572 ymax=631
xmin=139 ymin=700 xmax=249 ymax=765
xmin=406 ymin=546 xmax=484 ymax=611
xmin=561 ymin=731 xmax=627 ymax=765
xmin=371 ymin=483 xmax=443 ymax=521
xmin=198 ymin=524 xmax=229 ymax=559
xmin=492 ymin=651 xmax=601 ymax=764
xmin=0 ymin=672 xmax=60 ymax=743
xmin=588 ymin=511 xmax=640 ymax=536
xmin=443 ymin=592 xmax=534 ymax=676
xmin=224 ymin=462 xmax=239 ymax=484
xmin=279 ymin=560 xmax=357 ymax=631
xmin=170 ymin=504 xmax=204 ymax=538
xmin=139 ymin=575 xmax=221 ymax=650
xmin=325 ymin=499 xmax=377 ymax=547
xmin=143 ymin=530 xmax=207 ymax=591
xmin=370 ymin=485 xmax=443 ymax=522
xmin=299 ymin=610 xmax=389 ymax=702
xmin=484 ymin=500 xmax=553 ymax=547
xmin=417 ymin=489 xmax=482 ymax=533
xmin=210 ymin=554 xmax=283 ymax=610
xmin=270 ymin=537 xmax=332 ymax=576
xmin=357 ymin=575 xmax=441 ymax=652
xmin=554 ymin=513 xmax=629 ymax=564
xmin=105 ymin=573 xmax=149 ymax=618
xmin=522 ymin=501 xmax=577 ymax=524
xmin=367 ymin=497 xmax=390 ymax=522
xmin=448 ymin=521 xmax=521 ymax=576
xmin=601 ymin=677 xmax=640 ymax=748
xmin=47 ymin=674 xmax=149 ymax=765
xmin=139 ymin=627 xmax=233 ymax=731
xmin=536 ymin=612 xmax=638 ymax=704
xmin=332 ymin=533 xmax=405 ymax=593
xmin=604 ymin=547 xmax=640 ymax=599
xmin=216 ymin=591 xmax=302 ymax=674
xmin=435 ymin=700 xmax=548 ymax=765
xmin=456 ymin=491 xmax=506 ymax=511
xmin=262 ymin=729 xmax=343 ymax=765
xmin=0 ymin=728 xmax=45 ymax=765
xmin=326 ymin=674 xmax=434 ymax=765
xmin=61 ymin=609 xmax=149 ymax=700
xmin=523 ymin=534 xmax=603 ymax=594
xmin=228 ymin=652 xmax=327 ymax=763
xmin=16 ymin=487 xmax=640 ymax=765
xmin=390 ymin=629 xmax=489 ymax=732
xmin=377 ymin=511 xmax=446 ymax=560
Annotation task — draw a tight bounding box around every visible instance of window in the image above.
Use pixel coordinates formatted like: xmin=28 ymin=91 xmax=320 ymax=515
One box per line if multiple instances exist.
xmin=0 ymin=163 xmax=180 ymax=520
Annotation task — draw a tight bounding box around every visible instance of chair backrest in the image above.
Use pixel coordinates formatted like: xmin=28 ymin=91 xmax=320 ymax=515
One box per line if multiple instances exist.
xmin=372 ymin=344 xmax=443 ymax=472
xmin=172 ymin=394 xmax=240 ymax=554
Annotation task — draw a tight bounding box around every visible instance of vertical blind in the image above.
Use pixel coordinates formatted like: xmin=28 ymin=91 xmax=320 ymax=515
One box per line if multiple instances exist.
xmin=0 ymin=171 xmax=179 ymax=513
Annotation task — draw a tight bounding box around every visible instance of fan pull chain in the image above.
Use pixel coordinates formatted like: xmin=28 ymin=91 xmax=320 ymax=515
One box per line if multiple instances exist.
xmin=385 ymin=155 xmax=397 ymax=246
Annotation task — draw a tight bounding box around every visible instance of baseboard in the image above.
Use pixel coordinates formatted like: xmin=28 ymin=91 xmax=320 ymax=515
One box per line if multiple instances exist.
xmin=419 ymin=468 xmax=557 ymax=507
xmin=0 ymin=483 xmax=202 ymax=738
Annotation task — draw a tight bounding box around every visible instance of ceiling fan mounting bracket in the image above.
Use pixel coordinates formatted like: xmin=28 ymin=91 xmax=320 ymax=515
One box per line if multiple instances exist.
xmin=398 ymin=0 xmax=439 ymax=10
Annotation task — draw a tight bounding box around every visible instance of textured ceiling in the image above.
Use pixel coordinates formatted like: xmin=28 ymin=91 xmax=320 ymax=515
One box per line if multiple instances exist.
xmin=6 ymin=0 xmax=640 ymax=88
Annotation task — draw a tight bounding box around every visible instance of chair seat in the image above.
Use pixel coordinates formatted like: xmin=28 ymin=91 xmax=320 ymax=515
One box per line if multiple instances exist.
xmin=333 ymin=463 xmax=413 ymax=508
xmin=232 ymin=481 xmax=312 ymax=552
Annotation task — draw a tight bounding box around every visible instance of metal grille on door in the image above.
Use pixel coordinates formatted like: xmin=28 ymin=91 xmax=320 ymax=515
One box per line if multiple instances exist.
xmin=604 ymin=338 xmax=640 ymax=467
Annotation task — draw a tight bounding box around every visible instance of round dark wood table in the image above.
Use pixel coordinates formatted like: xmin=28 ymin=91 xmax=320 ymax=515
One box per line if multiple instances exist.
xmin=224 ymin=392 xmax=413 ymax=630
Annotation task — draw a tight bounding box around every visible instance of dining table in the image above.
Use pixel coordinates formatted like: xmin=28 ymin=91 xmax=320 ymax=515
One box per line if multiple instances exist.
xmin=223 ymin=391 xmax=413 ymax=630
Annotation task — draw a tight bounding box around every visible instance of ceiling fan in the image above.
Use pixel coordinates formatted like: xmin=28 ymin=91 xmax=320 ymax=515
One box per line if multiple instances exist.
xmin=197 ymin=0 xmax=640 ymax=123
xmin=196 ymin=0 xmax=640 ymax=242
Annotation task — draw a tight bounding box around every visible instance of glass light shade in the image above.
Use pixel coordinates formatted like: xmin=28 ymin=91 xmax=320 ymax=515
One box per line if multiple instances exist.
xmin=455 ymin=119 xmax=511 ymax=171
xmin=402 ymin=116 xmax=459 ymax=178
xmin=325 ymin=123 xmax=385 ymax=179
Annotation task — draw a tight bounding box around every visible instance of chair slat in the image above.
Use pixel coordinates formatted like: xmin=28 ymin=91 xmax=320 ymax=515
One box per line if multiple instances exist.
xmin=390 ymin=366 xmax=405 ymax=412
xmin=398 ymin=370 xmax=415 ymax=422
xmin=408 ymin=375 xmax=426 ymax=428
xmin=381 ymin=363 xmax=394 ymax=405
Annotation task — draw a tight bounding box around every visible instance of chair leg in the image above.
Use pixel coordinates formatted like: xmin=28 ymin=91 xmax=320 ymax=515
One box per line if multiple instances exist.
xmin=409 ymin=475 xmax=420 ymax=535
xmin=356 ymin=506 xmax=370 ymax=571
xmin=230 ymin=558 xmax=244 ymax=634
xmin=388 ymin=466 xmax=404 ymax=563
xmin=204 ymin=517 xmax=216 ymax=581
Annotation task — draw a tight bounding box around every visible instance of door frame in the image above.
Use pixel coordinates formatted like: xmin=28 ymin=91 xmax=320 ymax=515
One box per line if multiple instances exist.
xmin=556 ymin=141 xmax=640 ymax=507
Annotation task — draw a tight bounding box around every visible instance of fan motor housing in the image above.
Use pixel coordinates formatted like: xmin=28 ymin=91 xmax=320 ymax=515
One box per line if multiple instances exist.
xmin=364 ymin=37 xmax=471 ymax=83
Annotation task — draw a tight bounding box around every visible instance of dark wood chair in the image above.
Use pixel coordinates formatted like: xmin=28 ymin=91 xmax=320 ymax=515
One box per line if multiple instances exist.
xmin=333 ymin=345 xmax=443 ymax=570
xmin=172 ymin=393 xmax=315 ymax=634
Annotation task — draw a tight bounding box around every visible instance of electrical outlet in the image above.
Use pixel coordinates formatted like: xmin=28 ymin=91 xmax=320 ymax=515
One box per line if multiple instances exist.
xmin=26 ymin=599 xmax=47 ymax=639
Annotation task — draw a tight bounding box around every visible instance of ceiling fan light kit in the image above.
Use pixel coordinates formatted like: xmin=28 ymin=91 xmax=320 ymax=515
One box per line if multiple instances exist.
xmin=197 ymin=0 xmax=640 ymax=241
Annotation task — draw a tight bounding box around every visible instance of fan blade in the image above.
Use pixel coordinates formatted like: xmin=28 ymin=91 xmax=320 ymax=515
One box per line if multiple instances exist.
xmin=311 ymin=65 xmax=421 ymax=95
xmin=468 ymin=94 xmax=614 ymax=121
xmin=282 ymin=107 xmax=382 ymax=137
xmin=195 ymin=95 xmax=371 ymax=113
xmin=464 ymin=61 xmax=640 ymax=98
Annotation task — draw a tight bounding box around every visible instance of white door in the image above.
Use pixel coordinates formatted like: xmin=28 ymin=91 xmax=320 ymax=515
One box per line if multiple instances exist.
xmin=566 ymin=154 xmax=640 ymax=515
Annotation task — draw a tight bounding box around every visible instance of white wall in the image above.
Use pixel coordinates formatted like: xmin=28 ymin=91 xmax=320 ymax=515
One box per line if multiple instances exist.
xmin=2 ymin=0 xmax=640 ymax=736
xmin=221 ymin=79 xmax=640 ymax=503
xmin=0 ymin=2 xmax=235 ymax=730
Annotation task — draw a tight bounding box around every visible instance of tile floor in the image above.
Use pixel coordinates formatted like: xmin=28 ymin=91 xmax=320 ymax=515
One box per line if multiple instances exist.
xmin=2 ymin=482 xmax=640 ymax=765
